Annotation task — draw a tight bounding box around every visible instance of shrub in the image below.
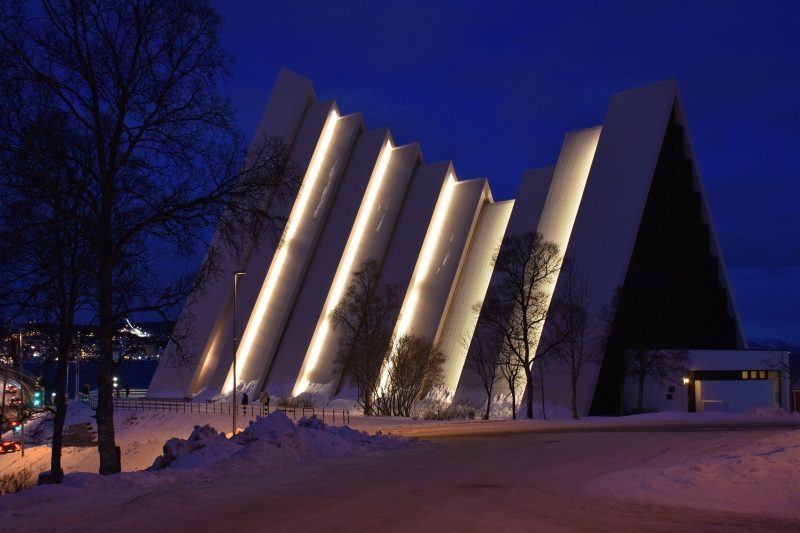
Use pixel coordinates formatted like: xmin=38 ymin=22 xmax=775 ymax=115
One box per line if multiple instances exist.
xmin=414 ymin=404 xmax=476 ymax=421
xmin=275 ymin=395 xmax=314 ymax=408
xmin=375 ymin=333 xmax=446 ymax=417
xmin=0 ymin=468 xmax=36 ymax=496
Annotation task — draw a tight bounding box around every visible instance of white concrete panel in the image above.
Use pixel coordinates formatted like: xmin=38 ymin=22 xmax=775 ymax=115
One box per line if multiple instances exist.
xmin=524 ymin=127 xmax=602 ymax=415
xmin=331 ymin=162 xmax=452 ymax=396
xmin=438 ymin=200 xmax=515 ymax=394
xmin=253 ymin=68 xmax=317 ymax=146
xmin=395 ymin=178 xmax=491 ymax=350
xmin=245 ymin=128 xmax=388 ymax=395
xmin=212 ymin=112 xmax=365 ymax=398
xmin=453 ymin=167 xmax=555 ymax=403
xmin=505 ymin=167 xmax=555 ymax=236
xmin=377 ymin=162 xmax=453 ymax=290
xmin=469 ymin=128 xmax=600 ymax=413
xmin=149 ymin=70 xmax=318 ymax=398
xmin=277 ymin=142 xmax=422 ymax=393
xmin=203 ymin=102 xmax=343 ymax=397
xmin=561 ymin=80 xmax=678 ymax=416
xmin=537 ymin=127 xmax=602 ymax=249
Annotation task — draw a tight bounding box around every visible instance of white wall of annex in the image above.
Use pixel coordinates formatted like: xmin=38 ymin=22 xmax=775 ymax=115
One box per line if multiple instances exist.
xmin=630 ymin=350 xmax=790 ymax=414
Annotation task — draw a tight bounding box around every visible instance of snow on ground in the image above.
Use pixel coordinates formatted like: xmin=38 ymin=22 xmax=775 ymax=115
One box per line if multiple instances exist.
xmin=587 ymin=421 xmax=800 ymax=520
xmin=1 ymin=401 xmax=799 ymax=528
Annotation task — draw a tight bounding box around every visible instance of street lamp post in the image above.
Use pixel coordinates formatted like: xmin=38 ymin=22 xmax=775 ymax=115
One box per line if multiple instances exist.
xmin=232 ymin=270 xmax=246 ymax=436
xmin=19 ymin=384 xmax=25 ymax=458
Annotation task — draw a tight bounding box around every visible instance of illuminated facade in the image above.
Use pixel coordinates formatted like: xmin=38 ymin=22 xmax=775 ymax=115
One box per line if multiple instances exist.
xmin=149 ymin=70 xmax=787 ymax=416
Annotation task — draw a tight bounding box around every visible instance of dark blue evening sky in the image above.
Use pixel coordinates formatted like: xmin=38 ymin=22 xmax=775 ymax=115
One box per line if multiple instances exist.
xmin=212 ymin=0 xmax=799 ymax=342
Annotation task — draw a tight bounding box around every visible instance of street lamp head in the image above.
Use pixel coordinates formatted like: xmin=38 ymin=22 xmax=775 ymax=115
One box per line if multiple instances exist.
xmin=234 ymin=270 xmax=246 ymax=277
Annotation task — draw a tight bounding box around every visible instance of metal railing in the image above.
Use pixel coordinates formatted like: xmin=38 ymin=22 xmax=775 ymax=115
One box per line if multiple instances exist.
xmin=85 ymin=395 xmax=350 ymax=425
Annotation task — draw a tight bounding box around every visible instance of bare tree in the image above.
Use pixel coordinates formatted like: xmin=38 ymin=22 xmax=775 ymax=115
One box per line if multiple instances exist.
xmin=0 ymin=102 xmax=93 ymax=482
xmin=498 ymin=340 xmax=524 ymax=420
xmin=626 ymin=348 xmax=690 ymax=413
xmin=329 ymin=259 xmax=400 ymax=415
xmin=757 ymin=337 xmax=799 ymax=383
xmin=463 ymin=309 xmax=503 ymax=420
xmin=531 ymin=350 xmax=554 ymax=419
xmin=374 ymin=333 xmax=446 ymax=417
xmin=0 ymin=0 xmax=300 ymax=475
xmin=481 ymin=232 xmax=561 ymax=419
xmin=546 ymin=259 xmax=597 ymax=419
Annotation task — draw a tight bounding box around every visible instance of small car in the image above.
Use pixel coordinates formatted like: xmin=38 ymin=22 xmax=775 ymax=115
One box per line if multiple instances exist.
xmin=8 ymin=397 xmax=22 ymax=406
xmin=4 ymin=385 xmax=17 ymax=394
xmin=1 ymin=441 xmax=20 ymax=453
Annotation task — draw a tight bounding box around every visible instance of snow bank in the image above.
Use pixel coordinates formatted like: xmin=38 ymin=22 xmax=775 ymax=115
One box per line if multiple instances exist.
xmin=149 ymin=410 xmax=416 ymax=473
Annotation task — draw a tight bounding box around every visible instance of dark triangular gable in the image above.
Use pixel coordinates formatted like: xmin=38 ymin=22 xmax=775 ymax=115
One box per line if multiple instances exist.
xmin=589 ymin=107 xmax=741 ymax=416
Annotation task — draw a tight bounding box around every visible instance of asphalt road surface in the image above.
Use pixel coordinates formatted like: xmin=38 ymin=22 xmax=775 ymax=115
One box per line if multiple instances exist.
xmin=6 ymin=423 xmax=798 ymax=532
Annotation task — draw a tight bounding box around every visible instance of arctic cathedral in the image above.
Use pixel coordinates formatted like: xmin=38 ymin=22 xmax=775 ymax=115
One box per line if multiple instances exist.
xmin=149 ymin=69 xmax=790 ymax=417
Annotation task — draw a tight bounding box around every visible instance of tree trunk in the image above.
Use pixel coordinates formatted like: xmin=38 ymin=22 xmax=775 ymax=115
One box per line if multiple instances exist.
xmin=96 ymin=242 xmax=120 ymax=475
xmin=510 ymin=386 xmax=517 ymax=420
xmin=637 ymin=371 xmax=645 ymax=414
xmin=571 ymin=369 xmax=579 ymax=420
xmin=525 ymin=367 xmax=534 ymax=419
xmin=539 ymin=362 xmax=546 ymax=420
xmin=49 ymin=326 xmax=71 ymax=482
xmin=484 ymin=384 xmax=493 ymax=420
xmin=96 ymin=313 xmax=119 ymax=475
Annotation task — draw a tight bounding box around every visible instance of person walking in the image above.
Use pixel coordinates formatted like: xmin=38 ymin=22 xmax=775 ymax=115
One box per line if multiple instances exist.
xmin=242 ymin=392 xmax=249 ymax=416
xmin=125 ymin=383 xmax=130 ymax=398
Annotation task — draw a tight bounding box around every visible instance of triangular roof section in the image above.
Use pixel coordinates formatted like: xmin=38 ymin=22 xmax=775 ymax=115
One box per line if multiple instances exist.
xmin=552 ymin=80 xmax=746 ymax=416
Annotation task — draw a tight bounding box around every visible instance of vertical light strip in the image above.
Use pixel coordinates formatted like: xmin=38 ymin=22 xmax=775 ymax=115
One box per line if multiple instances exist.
xmin=380 ymin=173 xmax=456 ymax=390
xmin=222 ymin=109 xmax=339 ymax=394
xmin=328 ymin=140 xmax=394 ymax=310
xmin=527 ymin=127 xmax=601 ymax=371
xmin=397 ymin=173 xmax=456 ymax=339
xmin=294 ymin=140 xmax=394 ymax=395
